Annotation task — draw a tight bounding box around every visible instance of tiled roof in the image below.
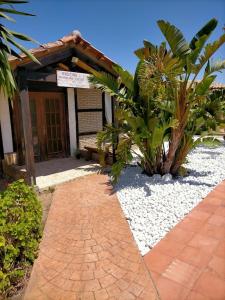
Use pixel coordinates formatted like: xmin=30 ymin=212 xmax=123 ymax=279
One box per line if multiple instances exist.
xmin=210 ymin=82 xmax=225 ymax=89
xmin=9 ymin=31 xmax=116 ymax=72
xmin=188 ymin=80 xmax=225 ymax=90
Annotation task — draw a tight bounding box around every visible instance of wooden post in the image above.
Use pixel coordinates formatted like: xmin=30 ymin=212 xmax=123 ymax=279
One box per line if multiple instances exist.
xmin=18 ymin=72 xmax=36 ymax=185
xmin=74 ymin=88 xmax=80 ymax=149
xmin=111 ymin=96 xmax=118 ymax=163
xmin=102 ymin=92 xmax=106 ymax=127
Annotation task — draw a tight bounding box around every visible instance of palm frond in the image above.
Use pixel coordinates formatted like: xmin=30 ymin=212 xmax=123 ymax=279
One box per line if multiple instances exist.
xmin=205 ymin=59 xmax=225 ymax=75
xmin=195 ymin=75 xmax=216 ymax=96
xmin=157 ymin=20 xmax=190 ymax=58
xmin=0 ymin=1 xmax=40 ymax=97
xmin=89 ymin=72 xmax=120 ymax=96
xmin=113 ymin=64 xmax=134 ymax=93
xmin=0 ymin=7 xmax=34 ymax=16
xmin=190 ymin=18 xmax=217 ymax=50
xmin=198 ymin=33 xmax=225 ymax=71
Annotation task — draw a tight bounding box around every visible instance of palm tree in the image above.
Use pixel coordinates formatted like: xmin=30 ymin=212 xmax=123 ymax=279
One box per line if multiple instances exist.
xmin=90 ymin=19 xmax=225 ymax=181
xmin=0 ymin=0 xmax=39 ymax=98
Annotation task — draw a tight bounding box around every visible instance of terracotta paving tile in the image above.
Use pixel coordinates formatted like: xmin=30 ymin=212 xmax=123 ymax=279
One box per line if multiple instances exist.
xmin=84 ymin=279 xmax=101 ymax=292
xmin=188 ymin=233 xmax=219 ymax=254
xmin=106 ymin=283 xmax=122 ymax=297
xmin=214 ymin=206 xmax=225 ymax=217
xmin=203 ymin=196 xmax=224 ymax=206
xmin=117 ymin=290 xmax=136 ymax=300
xmin=208 ymin=255 xmax=225 ymax=280
xmin=144 ymin=180 xmax=225 ymax=300
xmin=76 ymin=292 xmax=95 ymax=300
xmin=144 ymin=250 xmax=173 ymax=274
xmin=153 ymin=237 xmax=185 ymax=257
xmin=115 ymin=278 xmax=130 ymax=290
xmin=215 ymin=240 xmax=225 ymax=259
xmin=188 ymin=208 xmax=211 ymax=221
xmin=99 ymin=275 xmax=118 ymax=289
xmin=198 ymin=222 xmax=225 ymax=240
xmin=209 ymin=189 xmax=225 ymax=200
xmin=196 ymin=202 xmax=218 ymax=214
xmin=94 ymin=289 xmax=109 ymax=300
xmin=165 ymin=227 xmax=195 ymax=244
xmin=149 ymin=271 xmax=161 ymax=283
xmin=193 ymin=270 xmax=225 ymax=299
xmin=24 ymin=174 xmax=158 ymax=300
xmin=185 ymin=290 xmax=209 ymax=300
xmin=127 ymin=282 xmax=144 ymax=297
xmin=177 ymin=245 xmax=211 ymax=268
xmin=208 ymin=214 xmax=225 ymax=226
xmin=156 ymin=276 xmax=190 ymax=300
xmin=162 ymin=259 xmax=201 ymax=289
xmin=177 ymin=217 xmax=205 ymax=232
xmin=81 ymin=270 xmax=94 ymax=281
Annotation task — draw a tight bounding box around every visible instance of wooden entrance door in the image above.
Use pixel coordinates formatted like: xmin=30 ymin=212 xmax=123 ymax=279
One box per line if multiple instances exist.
xmin=29 ymin=92 xmax=67 ymax=161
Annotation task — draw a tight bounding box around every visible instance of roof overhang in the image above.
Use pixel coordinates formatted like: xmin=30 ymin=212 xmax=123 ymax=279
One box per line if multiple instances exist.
xmin=9 ymin=32 xmax=117 ymax=76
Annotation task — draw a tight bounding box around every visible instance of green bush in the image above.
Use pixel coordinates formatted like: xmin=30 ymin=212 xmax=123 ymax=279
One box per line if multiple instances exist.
xmin=0 ymin=180 xmax=42 ymax=297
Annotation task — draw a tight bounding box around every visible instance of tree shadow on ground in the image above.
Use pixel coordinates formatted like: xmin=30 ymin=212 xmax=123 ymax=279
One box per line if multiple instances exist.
xmin=115 ymin=166 xmax=215 ymax=197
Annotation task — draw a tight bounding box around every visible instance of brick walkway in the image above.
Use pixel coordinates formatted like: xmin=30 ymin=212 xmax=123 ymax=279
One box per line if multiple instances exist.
xmin=144 ymin=180 xmax=225 ymax=300
xmin=24 ymin=174 xmax=159 ymax=300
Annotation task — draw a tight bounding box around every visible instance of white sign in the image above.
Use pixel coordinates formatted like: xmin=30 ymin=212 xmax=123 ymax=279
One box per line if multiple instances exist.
xmin=56 ymin=71 xmax=91 ymax=88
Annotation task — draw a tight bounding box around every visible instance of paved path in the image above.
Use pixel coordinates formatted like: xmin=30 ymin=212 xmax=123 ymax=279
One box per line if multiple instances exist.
xmin=24 ymin=174 xmax=159 ymax=300
xmin=144 ymin=180 xmax=225 ymax=300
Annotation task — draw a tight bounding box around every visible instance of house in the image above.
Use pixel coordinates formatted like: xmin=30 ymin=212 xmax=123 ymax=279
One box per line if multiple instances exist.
xmin=0 ymin=31 xmax=117 ymax=185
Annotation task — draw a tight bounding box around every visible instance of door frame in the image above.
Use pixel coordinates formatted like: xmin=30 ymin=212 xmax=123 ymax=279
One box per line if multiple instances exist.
xmin=29 ymin=91 xmax=68 ymax=161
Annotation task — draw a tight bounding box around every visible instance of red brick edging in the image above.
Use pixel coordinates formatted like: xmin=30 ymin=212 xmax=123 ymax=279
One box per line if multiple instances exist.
xmin=144 ymin=180 xmax=225 ymax=300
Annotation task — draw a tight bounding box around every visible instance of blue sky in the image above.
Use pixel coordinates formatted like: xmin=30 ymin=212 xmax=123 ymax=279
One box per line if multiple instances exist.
xmin=8 ymin=0 xmax=225 ymax=82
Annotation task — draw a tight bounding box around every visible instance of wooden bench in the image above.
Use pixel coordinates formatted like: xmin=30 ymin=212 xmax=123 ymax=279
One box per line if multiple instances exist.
xmin=84 ymin=146 xmax=98 ymax=160
xmin=84 ymin=146 xmax=113 ymax=165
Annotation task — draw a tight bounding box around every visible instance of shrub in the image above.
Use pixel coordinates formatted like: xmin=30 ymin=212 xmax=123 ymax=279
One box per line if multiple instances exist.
xmin=90 ymin=18 xmax=225 ymax=181
xmin=0 ymin=180 xmax=42 ymax=297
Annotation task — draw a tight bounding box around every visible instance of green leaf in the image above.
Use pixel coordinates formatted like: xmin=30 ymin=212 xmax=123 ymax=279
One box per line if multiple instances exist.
xmin=151 ymin=126 xmax=164 ymax=149
xmin=0 ymin=7 xmax=34 ymax=17
xmin=189 ymin=18 xmax=217 ymax=50
xmin=6 ymin=35 xmax=40 ymax=64
xmin=113 ymin=64 xmax=134 ymax=92
xmin=205 ymin=59 xmax=225 ymax=75
xmin=188 ymin=35 xmax=208 ymax=65
xmin=0 ymin=11 xmax=15 ymax=21
xmin=0 ymin=1 xmax=28 ymax=4
xmin=195 ymin=75 xmax=216 ymax=96
xmin=157 ymin=20 xmax=190 ymax=58
xmin=89 ymin=72 xmax=119 ymax=96
xmin=7 ymin=29 xmax=39 ymax=43
xmin=0 ymin=236 xmax=5 ymax=247
xmin=193 ymin=136 xmax=221 ymax=148
xmin=198 ymin=33 xmax=225 ymax=70
xmin=134 ymin=39 xmax=157 ymax=59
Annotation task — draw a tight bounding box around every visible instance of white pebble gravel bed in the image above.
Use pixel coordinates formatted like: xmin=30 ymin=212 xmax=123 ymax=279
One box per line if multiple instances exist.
xmin=115 ymin=142 xmax=225 ymax=255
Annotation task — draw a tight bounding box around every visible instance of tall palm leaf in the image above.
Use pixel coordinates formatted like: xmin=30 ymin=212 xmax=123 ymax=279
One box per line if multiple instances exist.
xmin=0 ymin=0 xmax=39 ymax=97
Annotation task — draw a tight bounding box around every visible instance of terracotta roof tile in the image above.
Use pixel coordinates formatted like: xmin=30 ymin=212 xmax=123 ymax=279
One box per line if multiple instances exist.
xmin=9 ymin=31 xmax=116 ymax=72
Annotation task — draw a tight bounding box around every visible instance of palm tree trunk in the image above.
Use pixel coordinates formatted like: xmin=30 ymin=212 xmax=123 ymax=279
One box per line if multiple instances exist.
xmin=162 ymin=129 xmax=182 ymax=173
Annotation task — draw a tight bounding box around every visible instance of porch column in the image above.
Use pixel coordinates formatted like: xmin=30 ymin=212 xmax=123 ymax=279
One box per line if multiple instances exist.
xmin=67 ymin=88 xmax=77 ymax=155
xmin=111 ymin=96 xmax=118 ymax=163
xmin=18 ymin=73 xmax=36 ymax=185
xmin=0 ymin=90 xmax=13 ymax=154
xmin=105 ymin=93 xmax=112 ymax=124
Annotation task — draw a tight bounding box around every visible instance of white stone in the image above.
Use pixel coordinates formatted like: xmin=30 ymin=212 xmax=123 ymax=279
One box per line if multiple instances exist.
xmin=116 ymin=142 xmax=225 ymax=255
xmin=162 ymin=173 xmax=173 ymax=181
xmin=152 ymin=174 xmax=162 ymax=181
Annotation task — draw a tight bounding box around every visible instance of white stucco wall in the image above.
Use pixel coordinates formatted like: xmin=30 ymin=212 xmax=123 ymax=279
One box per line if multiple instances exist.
xmin=105 ymin=93 xmax=112 ymax=124
xmin=0 ymin=90 xmax=13 ymax=154
xmin=67 ymin=88 xmax=77 ymax=155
